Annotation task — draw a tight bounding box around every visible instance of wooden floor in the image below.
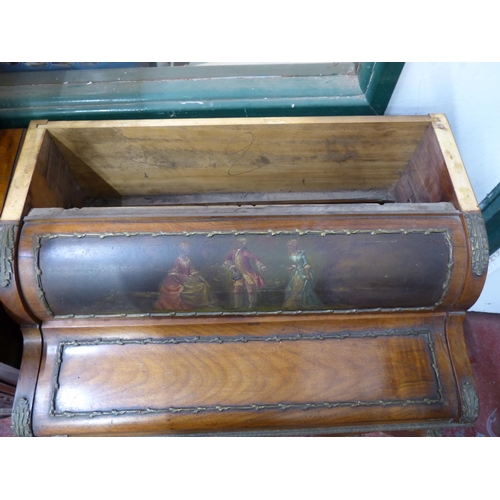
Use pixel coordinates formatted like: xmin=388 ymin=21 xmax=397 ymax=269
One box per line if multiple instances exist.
xmin=1 ymin=311 xmax=499 ymax=437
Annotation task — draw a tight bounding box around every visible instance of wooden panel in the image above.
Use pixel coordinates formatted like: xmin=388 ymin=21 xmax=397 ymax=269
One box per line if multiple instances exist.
xmin=0 ymin=122 xmax=85 ymax=222
xmin=395 ymin=115 xmax=479 ymax=213
xmin=0 ymin=381 xmax=15 ymax=397
xmin=452 ymin=213 xmax=489 ymax=310
xmin=26 ymin=132 xmax=86 ymax=213
xmin=445 ymin=313 xmax=479 ymax=424
xmin=3 ymin=115 xmax=483 ymax=437
xmin=0 ymin=129 xmax=24 ymax=214
xmin=0 ymin=362 xmax=19 ymax=386
xmin=430 ymin=114 xmax=479 ymax=213
xmin=42 ymin=117 xmax=431 ymax=199
xmin=1 ymin=123 xmax=46 ymax=222
xmin=0 ymin=222 xmax=38 ymax=325
xmin=17 ymin=206 xmax=469 ymax=322
xmin=55 ymin=334 xmax=435 ymax=411
xmin=10 ymin=326 xmax=43 ymax=436
xmin=32 ymin=313 xmax=459 ymax=436
xmin=0 ymin=125 xmax=85 ymax=324
xmin=395 ymin=123 xmax=459 ymax=206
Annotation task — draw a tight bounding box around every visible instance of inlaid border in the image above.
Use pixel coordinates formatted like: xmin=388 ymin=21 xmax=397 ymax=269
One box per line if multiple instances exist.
xmin=49 ymin=328 xmax=444 ymax=419
xmin=34 ymin=228 xmax=454 ymax=318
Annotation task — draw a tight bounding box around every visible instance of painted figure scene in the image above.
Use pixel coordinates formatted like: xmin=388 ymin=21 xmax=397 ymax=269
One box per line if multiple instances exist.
xmin=38 ymin=231 xmax=450 ymax=317
xmin=153 ymin=236 xmax=325 ymax=313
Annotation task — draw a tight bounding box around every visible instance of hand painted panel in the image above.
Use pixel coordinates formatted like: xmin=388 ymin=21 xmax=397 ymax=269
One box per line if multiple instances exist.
xmin=34 ymin=229 xmax=452 ymax=318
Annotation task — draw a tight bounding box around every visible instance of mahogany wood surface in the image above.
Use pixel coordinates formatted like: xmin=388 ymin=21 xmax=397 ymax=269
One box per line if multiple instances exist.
xmin=17 ymin=208 xmax=469 ymax=322
xmin=25 ymin=131 xmax=85 ymax=214
xmin=1 ymin=122 xmax=47 ymax=222
xmin=0 ymin=221 xmax=39 ymax=325
xmin=1 ymin=123 xmax=85 ymax=223
xmin=32 ymin=313 xmax=459 ymax=436
xmin=395 ymin=115 xmax=479 ymax=213
xmin=11 ymin=326 xmax=43 ymax=435
xmin=0 ymin=129 xmax=39 ymax=325
xmin=0 ymin=129 xmax=24 ymax=214
xmin=1 ymin=115 xmax=486 ymax=436
xmin=446 ymin=313 xmax=476 ymax=389
xmin=452 ymin=212 xmax=488 ymax=310
xmin=395 ymin=124 xmax=458 ymax=206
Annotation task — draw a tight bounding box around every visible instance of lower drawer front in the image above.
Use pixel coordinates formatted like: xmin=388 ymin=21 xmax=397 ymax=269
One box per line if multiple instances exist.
xmin=31 ymin=314 xmax=460 ymax=436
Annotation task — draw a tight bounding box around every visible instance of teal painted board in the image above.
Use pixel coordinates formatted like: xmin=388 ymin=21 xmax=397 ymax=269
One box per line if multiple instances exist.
xmin=358 ymin=62 xmax=405 ymax=115
xmin=480 ymin=182 xmax=500 ymax=255
xmin=0 ymin=63 xmax=404 ymax=128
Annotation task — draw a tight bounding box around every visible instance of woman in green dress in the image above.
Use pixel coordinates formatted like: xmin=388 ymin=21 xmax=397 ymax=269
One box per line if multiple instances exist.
xmin=283 ymin=239 xmax=323 ymax=310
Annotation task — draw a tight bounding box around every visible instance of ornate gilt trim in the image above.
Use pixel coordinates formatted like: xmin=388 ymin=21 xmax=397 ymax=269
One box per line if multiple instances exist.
xmin=464 ymin=213 xmax=489 ymax=276
xmin=11 ymin=398 xmax=34 ymax=437
xmin=34 ymin=228 xmax=454 ymax=318
xmin=50 ymin=328 xmax=444 ymax=419
xmin=460 ymin=381 xmax=479 ymax=424
xmin=33 ymin=235 xmax=54 ymax=315
xmin=0 ymin=224 xmax=17 ymax=288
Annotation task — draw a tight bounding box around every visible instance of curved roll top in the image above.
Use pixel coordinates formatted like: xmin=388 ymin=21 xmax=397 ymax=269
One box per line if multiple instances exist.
xmin=16 ymin=204 xmax=475 ymax=322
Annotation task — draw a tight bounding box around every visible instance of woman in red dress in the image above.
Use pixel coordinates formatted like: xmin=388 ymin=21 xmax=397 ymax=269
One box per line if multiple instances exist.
xmin=155 ymin=242 xmax=213 ymax=311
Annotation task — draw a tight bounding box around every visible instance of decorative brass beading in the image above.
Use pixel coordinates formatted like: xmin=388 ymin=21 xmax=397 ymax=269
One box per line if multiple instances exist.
xmin=49 ymin=328 xmax=444 ymax=419
xmin=33 ymin=228 xmax=454 ymax=319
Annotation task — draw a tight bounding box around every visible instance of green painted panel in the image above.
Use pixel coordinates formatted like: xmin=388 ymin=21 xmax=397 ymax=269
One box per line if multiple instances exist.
xmin=480 ymin=182 xmax=500 ymax=255
xmin=358 ymin=62 xmax=405 ymax=114
xmin=0 ymin=63 xmax=404 ymax=128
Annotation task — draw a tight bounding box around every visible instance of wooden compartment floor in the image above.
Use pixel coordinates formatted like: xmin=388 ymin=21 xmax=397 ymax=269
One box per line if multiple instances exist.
xmin=1 ymin=311 xmax=498 ymax=437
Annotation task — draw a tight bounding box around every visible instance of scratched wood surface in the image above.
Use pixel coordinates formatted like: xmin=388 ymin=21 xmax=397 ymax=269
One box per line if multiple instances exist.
xmin=3 ymin=116 xmax=480 ymax=212
xmin=42 ymin=117 xmax=431 ymax=199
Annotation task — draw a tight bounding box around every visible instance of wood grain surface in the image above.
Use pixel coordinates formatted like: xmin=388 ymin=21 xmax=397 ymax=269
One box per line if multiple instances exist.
xmin=0 ymin=129 xmax=24 ymax=215
xmin=41 ymin=117 xmax=431 ymax=200
xmin=395 ymin=123 xmax=458 ymax=206
xmin=430 ymin=114 xmax=479 ymax=213
xmin=1 ymin=122 xmax=47 ymax=222
xmin=11 ymin=326 xmax=43 ymax=436
xmin=1 ymin=122 xmax=85 ymax=222
xmin=0 ymin=221 xmax=38 ymax=325
xmin=31 ymin=313 xmax=460 ymax=436
xmin=2 ymin=115 xmax=484 ymax=436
